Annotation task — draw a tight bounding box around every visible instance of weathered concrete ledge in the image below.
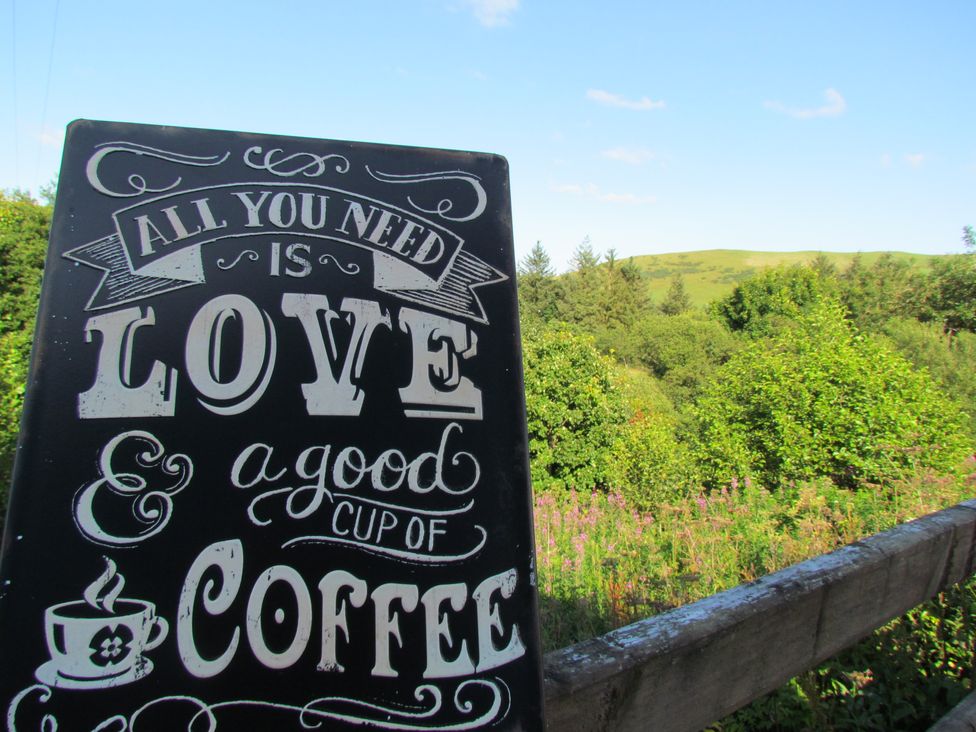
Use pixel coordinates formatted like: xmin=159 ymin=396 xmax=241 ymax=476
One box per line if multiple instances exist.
xmin=542 ymin=499 xmax=976 ymax=732
xmin=929 ymin=689 xmax=976 ymax=731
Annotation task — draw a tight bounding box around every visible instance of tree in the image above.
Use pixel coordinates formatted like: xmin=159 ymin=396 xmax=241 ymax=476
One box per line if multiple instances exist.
xmin=963 ymin=225 xmax=975 ymax=253
xmin=693 ymin=300 xmax=970 ymax=490
xmin=712 ymin=265 xmax=833 ymax=335
xmin=920 ymin=253 xmax=976 ymax=336
xmin=1 ymin=191 xmax=49 ymax=336
xmin=517 ymin=242 xmax=562 ymax=322
xmin=0 ymin=191 xmax=51 ymax=514
xmin=601 ymin=256 xmax=649 ymax=328
xmin=838 ymin=253 xmax=918 ymax=329
xmin=633 ymin=312 xmax=739 ymax=408
xmin=879 ymin=318 xmax=976 ymax=438
xmin=570 ymin=236 xmax=600 ymax=270
xmin=559 ymin=237 xmax=603 ymax=325
xmin=519 ymin=240 xmax=555 ymax=278
xmin=810 ymin=253 xmax=837 ymax=281
xmin=659 ymin=274 xmax=691 ymax=315
xmin=521 ymin=322 xmax=626 ymax=491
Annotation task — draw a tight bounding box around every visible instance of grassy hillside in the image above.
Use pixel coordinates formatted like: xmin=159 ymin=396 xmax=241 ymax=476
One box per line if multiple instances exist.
xmin=627 ymin=249 xmax=941 ymax=307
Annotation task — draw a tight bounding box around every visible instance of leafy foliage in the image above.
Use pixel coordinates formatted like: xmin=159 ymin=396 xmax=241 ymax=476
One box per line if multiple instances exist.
xmin=521 ymin=323 xmax=626 ymax=491
xmin=712 ymin=264 xmax=835 ymax=335
xmin=517 ymin=241 xmax=563 ymax=322
xmin=659 ymin=274 xmax=691 ymax=315
xmin=0 ymin=191 xmax=49 ymax=336
xmin=693 ymin=301 xmax=970 ymax=489
xmin=0 ymin=191 xmax=50 ymax=506
xmin=629 ymin=312 xmax=739 ymax=409
xmin=839 ymin=252 xmax=920 ymax=329
xmin=714 ymin=578 xmax=976 ymax=731
xmin=880 ymin=318 xmax=976 ymax=438
xmin=920 ymin=254 xmax=976 ymax=335
xmin=628 ymin=249 xmax=938 ymax=308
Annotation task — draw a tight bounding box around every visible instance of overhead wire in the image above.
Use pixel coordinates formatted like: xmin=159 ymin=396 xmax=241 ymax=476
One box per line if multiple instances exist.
xmin=36 ymin=0 xmax=61 ymax=193
xmin=10 ymin=0 xmax=20 ymax=186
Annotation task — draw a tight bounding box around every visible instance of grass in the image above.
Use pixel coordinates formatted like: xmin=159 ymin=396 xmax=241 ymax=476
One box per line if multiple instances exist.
xmin=535 ymin=465 xmax=976 ymax=652
xmin=623 ymin=250 xmax=940 ymax=307
xmin=536 ymin=465 xmax=976 ymax=728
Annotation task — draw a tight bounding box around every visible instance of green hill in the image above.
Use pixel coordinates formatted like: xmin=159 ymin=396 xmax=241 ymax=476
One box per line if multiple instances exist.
xmin=627 ymin=250 xmax=941 ymax=307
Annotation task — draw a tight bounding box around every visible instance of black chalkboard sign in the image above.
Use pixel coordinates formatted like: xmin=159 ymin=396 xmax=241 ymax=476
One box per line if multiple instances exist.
xmin=0 ymin=120 xmax=544 ymax=730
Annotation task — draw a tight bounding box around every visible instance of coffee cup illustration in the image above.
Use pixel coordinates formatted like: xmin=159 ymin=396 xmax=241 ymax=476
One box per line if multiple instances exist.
xmin=35 ymin=558 xmax=168 ymax=689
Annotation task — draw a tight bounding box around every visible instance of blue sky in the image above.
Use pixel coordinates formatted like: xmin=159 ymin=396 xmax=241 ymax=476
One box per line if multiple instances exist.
xmin=3 ymin=0 xmax=974 ymax=271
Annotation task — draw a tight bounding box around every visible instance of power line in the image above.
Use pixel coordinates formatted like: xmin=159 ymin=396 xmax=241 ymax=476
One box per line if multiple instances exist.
xmin=10 ymin=0 xmax=20 ymax=187
xmin=36 ymin=0 xmax=61 ymax=191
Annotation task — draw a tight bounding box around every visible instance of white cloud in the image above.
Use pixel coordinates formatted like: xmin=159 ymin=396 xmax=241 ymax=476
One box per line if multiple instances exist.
xmin=553 ymin=182 xmax=656 ymax=205
xmin=880 ymin=152 xmax=893 ymax=168
xmin=763 ymin=88 xmax=847 ymax=119
xmin=463 ymin=0 xmax=519 ymax=27
xmin=35 ymin=128 xmax=64 ymax=147
xmin=602 ymin=147 xmax=656 ymax=165
xmin=586 ymin=89 xmax=666 ymax=111
xmin=904 ymin=153 xmax=926 ymax=168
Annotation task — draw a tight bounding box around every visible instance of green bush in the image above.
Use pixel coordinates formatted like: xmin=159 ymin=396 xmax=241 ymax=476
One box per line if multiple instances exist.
xmin=0 ymin=191 xmax=49 ymax=337
xmin=522 ymin=322 xmax=627 ymax=491
xmin=880 ymin=318 xmax=976 ymax=439
xmin=838 ymin=253 xmax=920 ymax=330
xmin=712 ymin=264 xmax=835 ymax=336
xmin=609 ymin=410 xmax=697 ymax=509
xmin=0 ymin=191 xmax=49 ymax=518
xmin=0 ymin=330 xmax=31 ymax=515
xmin=693 ymin=301 xmax=972 ymax=489
xmin=920 ymin=254 xmax=976 ymax=334
xmin=630 ymin=312 xmax=740 ymax=408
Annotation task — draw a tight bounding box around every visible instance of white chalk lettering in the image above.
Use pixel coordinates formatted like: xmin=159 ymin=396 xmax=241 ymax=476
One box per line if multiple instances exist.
xmin=79 ymin=294 xmax=481 ymax=419
xmin=178 ymin=539 xmax=243 ymax=678
xmin=176 ymin=541 xmax=525 ymax=679
xmin=78 ymin=306 xmax=177 ymax=418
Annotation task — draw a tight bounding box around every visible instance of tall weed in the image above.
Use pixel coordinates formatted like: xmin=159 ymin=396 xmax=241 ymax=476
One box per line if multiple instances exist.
xmin=536 ymin=463 xmax=976 ymax=727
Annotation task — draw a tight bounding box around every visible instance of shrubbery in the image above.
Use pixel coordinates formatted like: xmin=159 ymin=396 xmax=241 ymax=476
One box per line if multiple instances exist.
xmin=0 ymin=192 xmax=49 ymax=505
xmin=518 ymin=241 xmax=976 ymax=728
xmin=693 ymin=301 xmax=970 ymax=489
xmin=880 ymin=318 xmax=976 ymax=439
xmin=521 ymin=323 xmax=626 ymax=491
xmin=712 ymin=264 xmax=834 ymax=335
xmin=629 ymin=311 xmax=739 ymax=408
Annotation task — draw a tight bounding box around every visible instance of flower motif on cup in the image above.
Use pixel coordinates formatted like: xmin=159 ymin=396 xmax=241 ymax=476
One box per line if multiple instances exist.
xmin=89 ymin=625 xmax=134 ymax=667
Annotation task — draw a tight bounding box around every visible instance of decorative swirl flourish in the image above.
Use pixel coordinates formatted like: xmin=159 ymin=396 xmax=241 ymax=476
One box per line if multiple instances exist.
xmin=73 ymin=431 xmax=193 ymax=547
xmin=86 ymin=141 xmax=229 ymax=198
xmin=317 ymin=254 xmax=361 ymax=275
xmin=133 ymin=679 xmax=507 ymax=731
xmin=6 ymin=684 xmax=128 ymax=731
xmin=7 ymin=680 xmax=509 ymax=731
xmin=216 ymin=250 xmax=260 ymax=270
xmin=282 ymin=525 xmax=488 ymax=564
xmin=243 ymin=146 xmax=350 ymax=177
xmin=365 ymin=167 xmax=487 ymax=222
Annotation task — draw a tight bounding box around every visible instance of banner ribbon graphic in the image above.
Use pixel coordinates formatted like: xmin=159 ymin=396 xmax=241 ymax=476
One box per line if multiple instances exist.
xmin=64 ymin=183 xmax=506 ymax=323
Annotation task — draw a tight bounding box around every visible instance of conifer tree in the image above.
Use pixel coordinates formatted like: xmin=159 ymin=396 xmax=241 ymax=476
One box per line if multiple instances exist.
xmin=660 ymin=274 xmax=691 ymax=315
xmin=517 ymin=241 xmax=561 ymax=322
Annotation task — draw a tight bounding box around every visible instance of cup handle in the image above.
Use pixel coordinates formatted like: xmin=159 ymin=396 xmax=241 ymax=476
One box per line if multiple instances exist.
xmin=144 ymin=616 xmax=169 ymax=652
